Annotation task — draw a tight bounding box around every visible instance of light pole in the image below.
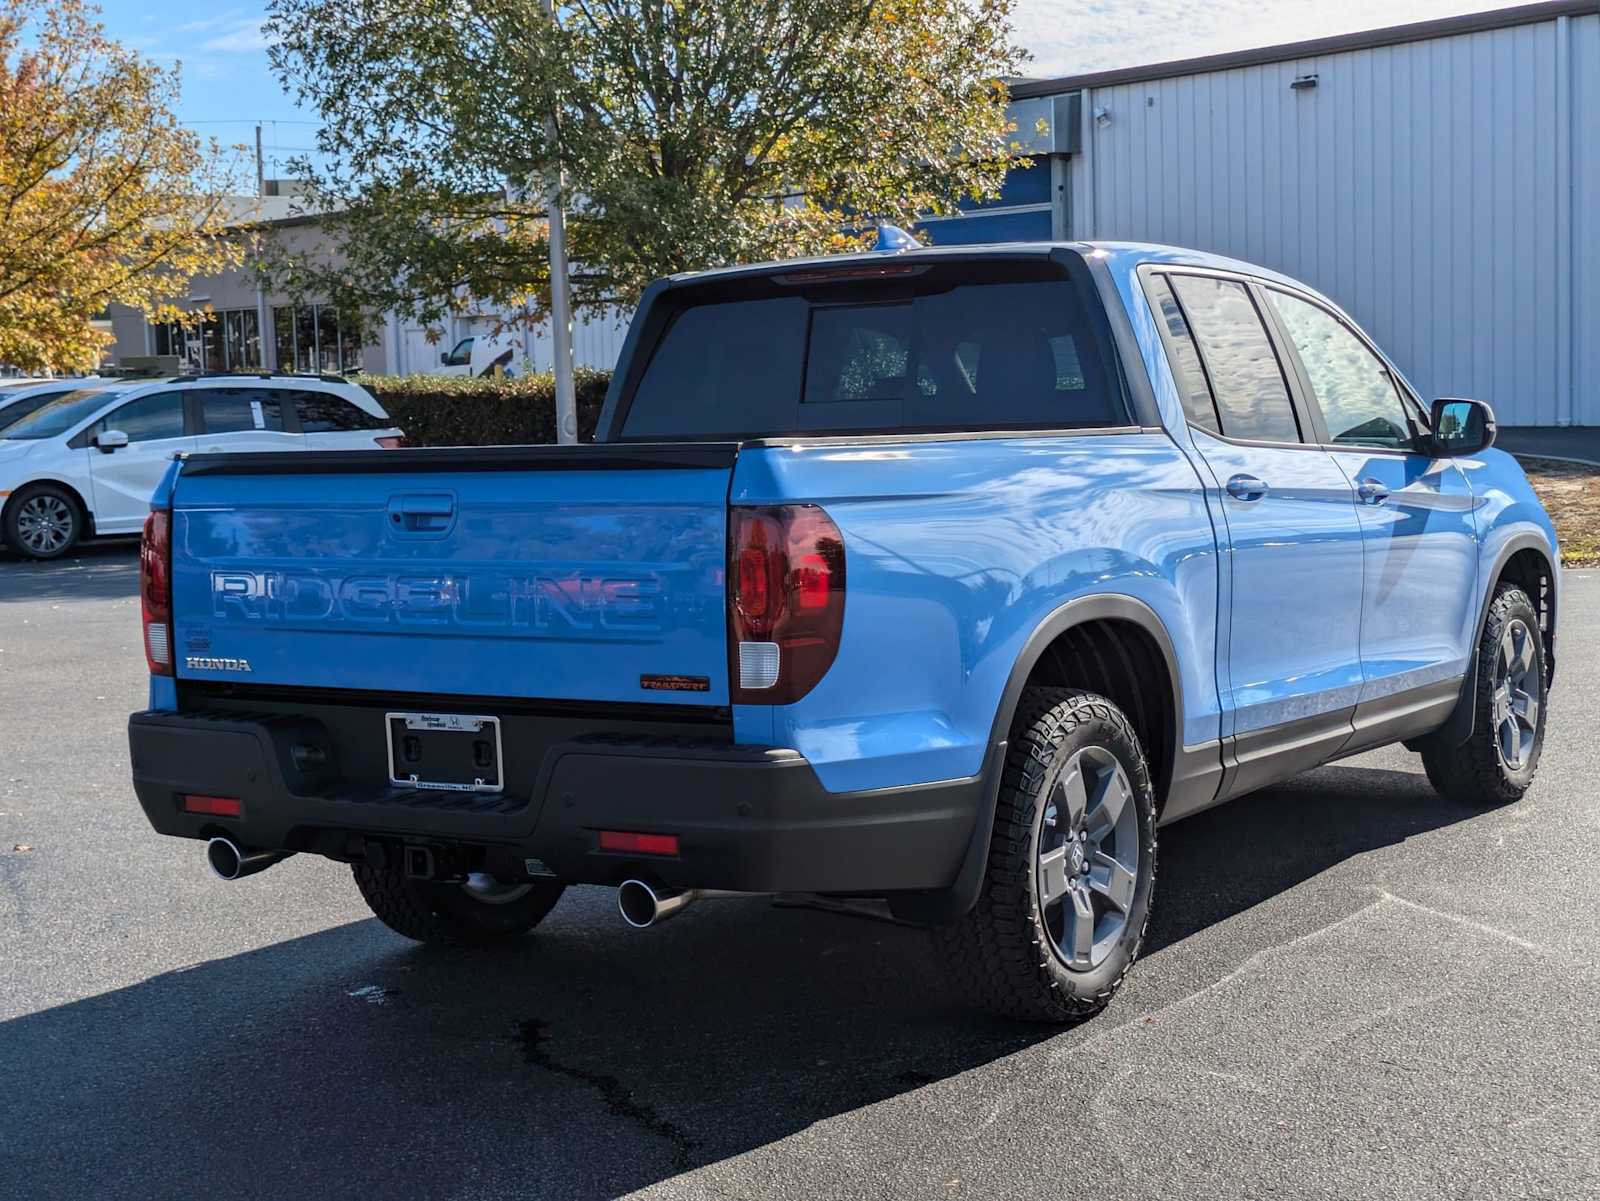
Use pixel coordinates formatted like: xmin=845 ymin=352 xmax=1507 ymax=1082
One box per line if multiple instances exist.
xmin=541 ymin=0 xmax=578 ymax=445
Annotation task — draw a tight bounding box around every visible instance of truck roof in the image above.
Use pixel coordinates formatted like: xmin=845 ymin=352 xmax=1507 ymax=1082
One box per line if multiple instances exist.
xmin=665 ymin=239 xmax=1337 ymax=313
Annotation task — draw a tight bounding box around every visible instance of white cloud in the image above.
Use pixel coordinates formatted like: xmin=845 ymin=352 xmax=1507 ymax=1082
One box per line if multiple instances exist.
xmin=173 ymin=9 xmax=250 ymax=36
xmin=197 ymin=18 xmax=275 ymax=53
xmin=1010 ymin=0 xmax=1509 ymax=79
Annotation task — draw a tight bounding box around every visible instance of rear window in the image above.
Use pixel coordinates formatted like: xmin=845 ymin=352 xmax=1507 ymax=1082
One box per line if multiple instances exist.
xmin=294 ymin=390 xmax=388 ymax=433
xmin=620 ymin=261 xmax=1124 ymax=439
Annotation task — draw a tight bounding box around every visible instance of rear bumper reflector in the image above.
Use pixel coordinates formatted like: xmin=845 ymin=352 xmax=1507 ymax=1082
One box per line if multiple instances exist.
xmin=183 ymin=794 xmax=243 ymax=817
xmin=597 ymin=830 xmax=680 ymax=856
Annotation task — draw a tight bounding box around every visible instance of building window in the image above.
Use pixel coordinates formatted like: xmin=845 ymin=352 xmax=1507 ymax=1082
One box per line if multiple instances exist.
xmin=149 ymin=309 xmax=262 ymax=372
xmin=270 ymin=303 xmax=364 ymax=374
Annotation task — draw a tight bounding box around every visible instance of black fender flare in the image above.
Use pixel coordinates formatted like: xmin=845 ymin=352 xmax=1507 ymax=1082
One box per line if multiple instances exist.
xmin=889 ymin=593 xmax=1186 ymax=926
xmin=1426 ymin=531 xmax=1558 ymax=750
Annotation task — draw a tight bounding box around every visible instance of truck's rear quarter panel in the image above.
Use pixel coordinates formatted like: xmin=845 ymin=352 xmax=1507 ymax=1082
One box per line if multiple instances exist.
xmin=731 ymin=432 xmax=1221 ymax=792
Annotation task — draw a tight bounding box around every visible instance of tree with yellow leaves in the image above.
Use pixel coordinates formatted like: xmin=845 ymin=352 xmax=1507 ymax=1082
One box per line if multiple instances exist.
xmin=0 ymin=0 xmax=242 ymax=373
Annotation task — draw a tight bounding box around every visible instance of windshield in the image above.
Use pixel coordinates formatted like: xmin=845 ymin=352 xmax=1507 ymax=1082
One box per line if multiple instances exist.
xmin=0 ymin=389 xmax=128 ymax=440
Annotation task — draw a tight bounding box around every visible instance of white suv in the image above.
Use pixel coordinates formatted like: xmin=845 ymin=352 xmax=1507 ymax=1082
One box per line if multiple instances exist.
xmin=0 ymin=374 xmax=404 ymax=560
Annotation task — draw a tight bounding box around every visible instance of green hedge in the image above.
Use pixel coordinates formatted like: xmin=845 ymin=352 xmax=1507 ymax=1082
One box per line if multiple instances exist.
xmin=357 ymin=369 xmax=612 ymax=446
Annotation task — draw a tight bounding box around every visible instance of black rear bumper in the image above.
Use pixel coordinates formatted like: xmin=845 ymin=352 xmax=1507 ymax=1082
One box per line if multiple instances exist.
xmin=127 ymin=708 xmax=988 ymax=897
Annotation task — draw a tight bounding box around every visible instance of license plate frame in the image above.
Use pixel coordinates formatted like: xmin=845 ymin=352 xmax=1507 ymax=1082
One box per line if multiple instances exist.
xmin=385 ymin=712 xmax=504 ymax=793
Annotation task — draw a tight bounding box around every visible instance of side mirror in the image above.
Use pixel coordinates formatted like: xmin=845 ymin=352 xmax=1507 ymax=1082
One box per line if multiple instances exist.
xmin=439 ymin=351 xmax=450 ymax=365
xmin=95 ymin=429 xmax=129 ymax=453
xmin=1429 ymin=398 xmax=1496 ymax=457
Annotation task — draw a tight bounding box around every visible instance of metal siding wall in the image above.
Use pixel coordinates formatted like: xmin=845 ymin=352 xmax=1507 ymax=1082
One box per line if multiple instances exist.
xmin=1071 ymin=15 xmax=1595 ymax=426
xmin=1575 ymin=14 xmax=1600 ymax=425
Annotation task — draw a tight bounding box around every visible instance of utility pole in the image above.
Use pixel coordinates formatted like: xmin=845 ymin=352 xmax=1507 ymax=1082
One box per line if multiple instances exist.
xmin=254 ymin=123 xmax=272 ymax=371
xmin=540 ymin=0 xmax=578 ymax=444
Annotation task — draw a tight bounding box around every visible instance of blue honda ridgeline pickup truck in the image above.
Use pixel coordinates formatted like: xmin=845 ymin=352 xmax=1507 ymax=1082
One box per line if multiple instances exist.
xmin=128 ymin=239 xmax=1559 ymax=1021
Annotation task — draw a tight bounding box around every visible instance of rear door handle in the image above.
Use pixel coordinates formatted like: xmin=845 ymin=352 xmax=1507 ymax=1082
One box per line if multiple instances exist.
xmin=1357 ymin=480 xmax=1391 ymax=505
xmin=1225 ymin=474 xmax=1269 ymax=501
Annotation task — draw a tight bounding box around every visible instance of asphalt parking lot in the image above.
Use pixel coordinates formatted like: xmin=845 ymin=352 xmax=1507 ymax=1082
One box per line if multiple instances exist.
xmin=2 ymin=540 xmax=1598 ymax=1200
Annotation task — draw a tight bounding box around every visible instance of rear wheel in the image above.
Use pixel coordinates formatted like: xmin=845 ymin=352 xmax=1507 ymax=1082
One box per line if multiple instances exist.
xmin=937 ymin=688 xmax=1157 ymax=1023
xmin=353 ymin=861 xmax=566 ymax=945
xmin=4 ymin=484 xmax=83 ymax=560
xmin=1421 ymin=584 xmax=1547 ymax=806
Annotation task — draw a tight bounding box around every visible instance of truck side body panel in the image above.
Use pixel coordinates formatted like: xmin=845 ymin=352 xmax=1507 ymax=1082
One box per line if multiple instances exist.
xmin=729 ymin=432 xmax=1222 ymax=792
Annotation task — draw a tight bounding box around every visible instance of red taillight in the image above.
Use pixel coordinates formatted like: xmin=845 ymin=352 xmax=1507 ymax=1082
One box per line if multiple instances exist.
xmin=597 ymin=830 xmax=680 ymax=856
xmin=374 ymin=435 xmax=406 ymax=449
xmin=183 ymin=794 xmax=242 ymax=817
xmin=140 ymin=509 xmax=173 ymax=676
xmin=728 ymin=504 xmax=846 ymax=704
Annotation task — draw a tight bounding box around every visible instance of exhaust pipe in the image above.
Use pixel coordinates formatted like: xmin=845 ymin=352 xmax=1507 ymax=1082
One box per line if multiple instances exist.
xmin=617 ymin=879 xmax=759 ymax=928
xmin=206 ymin=836 xmax=290 ymax=881
xmin=618 ymin=879 xmax=696 ymax=928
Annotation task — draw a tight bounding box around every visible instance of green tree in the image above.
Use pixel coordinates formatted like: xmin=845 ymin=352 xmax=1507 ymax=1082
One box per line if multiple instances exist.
xmin=0 ymin=0 xmax=241 ymax=372
xmin=263 ymin=0 xmax=1026 ymax=334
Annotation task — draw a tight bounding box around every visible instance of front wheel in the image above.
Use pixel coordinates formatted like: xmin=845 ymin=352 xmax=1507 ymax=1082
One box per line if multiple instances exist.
xmin=353 ymin=862 xmax=566 ymax=946
xmin=937 ymin=688 xmax=1157 ymax=1023
xmin=4 ymin=484 xmax=83 ymax=560
xmin=1421 ymin=584 xmax=1548 ymax=806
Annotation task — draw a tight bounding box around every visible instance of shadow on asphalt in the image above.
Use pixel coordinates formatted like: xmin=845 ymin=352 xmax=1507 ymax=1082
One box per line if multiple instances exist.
xmin=0 ymin=538 xmax=138 ymax=602
xmin=0 ymin=761 xmax=1478 ymax=1198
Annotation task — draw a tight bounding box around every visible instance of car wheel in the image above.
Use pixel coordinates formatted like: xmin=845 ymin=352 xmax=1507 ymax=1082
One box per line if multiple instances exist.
xmin=937 ymin=687 xmax=1157 ymax=1023
xmin=1421 ymin=584 xmax=1548 ymax=806
xmin=352 ymin=861 xmax=566 ymax=946
xmin=4 ymin=484 xmax=83 ymax=560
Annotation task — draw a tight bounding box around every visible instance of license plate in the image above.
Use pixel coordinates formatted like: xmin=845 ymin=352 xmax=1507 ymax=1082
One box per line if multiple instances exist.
xmin=385 ymin=712 xmax=504 ymax=793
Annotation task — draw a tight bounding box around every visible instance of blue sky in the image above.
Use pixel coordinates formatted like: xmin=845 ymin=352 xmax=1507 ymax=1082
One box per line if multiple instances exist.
xmin=99 ymin=0 xmax=1511 ymax=175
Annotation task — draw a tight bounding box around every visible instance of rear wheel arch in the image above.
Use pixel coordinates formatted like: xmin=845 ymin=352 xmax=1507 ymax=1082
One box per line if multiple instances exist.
xmin=890 ymin=594 xmax=1185 ymax=927
xmin=993 ymin=595 xmax=1183 ymax=810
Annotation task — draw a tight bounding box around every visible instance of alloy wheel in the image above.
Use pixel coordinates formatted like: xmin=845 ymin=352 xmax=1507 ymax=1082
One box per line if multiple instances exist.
xmin=1491 ymin=617 xmax=1540 ymax=772
xmin=16 ymin=494 xmax=74 ymax=556
xmin=1038 ymin=745 xmax=1140 ymax=971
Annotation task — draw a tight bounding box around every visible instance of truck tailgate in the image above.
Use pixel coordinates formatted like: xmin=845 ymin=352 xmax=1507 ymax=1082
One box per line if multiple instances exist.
xmin=166 ymin=445 xmax=737 ymax=706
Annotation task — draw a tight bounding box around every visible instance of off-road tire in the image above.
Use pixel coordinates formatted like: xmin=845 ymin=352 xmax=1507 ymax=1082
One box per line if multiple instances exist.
xmin=937 ymin=688 xmax=1157 ymax=1023
xmin=1421 ymin=584 xmax=1548 ymax=806
xmin=3 ymin=483 xmax=83 ymax=560
xmin=352 ymin=862 xmax=565 ymax=946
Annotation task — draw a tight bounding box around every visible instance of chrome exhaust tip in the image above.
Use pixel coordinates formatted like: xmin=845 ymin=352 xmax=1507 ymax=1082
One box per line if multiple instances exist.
xmin=206 ymin=836 xmax=289 ymax=881
xmin=618 ymin=878 xmax=693 ymax=928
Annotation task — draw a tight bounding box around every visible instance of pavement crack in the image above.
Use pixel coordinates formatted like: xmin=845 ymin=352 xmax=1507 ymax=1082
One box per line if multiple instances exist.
xmin=515 ymin=1019 xmax=695 ymax=1173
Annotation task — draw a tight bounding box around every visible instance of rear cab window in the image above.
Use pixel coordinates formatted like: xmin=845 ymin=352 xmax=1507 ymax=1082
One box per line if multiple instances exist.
xmin=617 ymin=259 xmax=1128 ymax=440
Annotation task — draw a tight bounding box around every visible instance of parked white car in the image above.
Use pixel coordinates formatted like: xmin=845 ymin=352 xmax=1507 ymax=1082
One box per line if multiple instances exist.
xmin=0 ymin=373 xmax=404 ymax=559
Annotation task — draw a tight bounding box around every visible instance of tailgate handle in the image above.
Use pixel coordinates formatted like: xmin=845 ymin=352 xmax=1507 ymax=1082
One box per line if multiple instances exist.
xmin=388 ymin=492 xmax=457 ymax=536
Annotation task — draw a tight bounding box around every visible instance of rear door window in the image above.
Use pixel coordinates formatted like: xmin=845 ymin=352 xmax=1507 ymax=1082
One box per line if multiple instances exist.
xmin=199 ymin=388 xmax=289 ymax=433
xmin=621 ymin=261 xmax=1125 ymax=439
xmin=1169 ymin=275 xmax=1301 ymax=443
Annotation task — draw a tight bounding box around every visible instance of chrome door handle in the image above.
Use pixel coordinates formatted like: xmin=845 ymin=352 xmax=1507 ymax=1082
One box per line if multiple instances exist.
xmin=1225 ymin=474 xmax=1269 ymax=501
xmin=1357 ymin=480 xmax=1391 ymax=505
